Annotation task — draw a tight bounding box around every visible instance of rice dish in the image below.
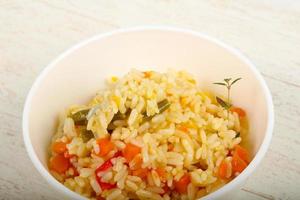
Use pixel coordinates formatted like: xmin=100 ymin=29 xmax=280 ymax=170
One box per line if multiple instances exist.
xmin=48 ymin=69 xmax=250 ymax=200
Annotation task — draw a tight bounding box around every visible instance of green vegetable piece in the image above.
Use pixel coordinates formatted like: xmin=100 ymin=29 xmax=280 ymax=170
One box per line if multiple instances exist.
xmin=107 ymin=122 xmax=116 ymax=131
xmin=70 ymin=109 xmax=89 ymax=125
xmin=157 ymin=99 xmax=171 ymax=113
xmin=107 ymin=109 xmax=132 ymax=131
xmin=77 ymin=126 xmax=94 ymax=142
xmin=112 ymin=109 xmax=131 ymax=121
xmin=82 ymin=130 xmax=94 ymax=142
xmin=108 ymin=99 xmax=171 ymax=129
xmin=142 ymin=115 xmax=153 ymax=122
xmin=142 ymin=99 xmax=170 ymax=122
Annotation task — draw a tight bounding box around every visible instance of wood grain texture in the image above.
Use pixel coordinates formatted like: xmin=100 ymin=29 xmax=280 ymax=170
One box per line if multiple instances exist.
xmin=0 ymin=0 xmax=299 ymax=199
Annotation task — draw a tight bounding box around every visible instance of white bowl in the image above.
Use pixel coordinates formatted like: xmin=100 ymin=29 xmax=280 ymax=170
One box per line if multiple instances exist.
xmin=23 ymin=27 xmax=274 ymax=200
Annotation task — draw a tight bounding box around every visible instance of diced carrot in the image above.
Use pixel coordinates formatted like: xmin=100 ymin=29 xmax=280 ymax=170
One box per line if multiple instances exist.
xmin=156 ymin=167 xmax=167 ymax=181
xmin=96 ymin=138 xmax=115 ymax=157
xmin=174 ymin=173 xmax=190 ymax=194
xmin=230 ymin=107 xmax=246 ymax=117
xmin=52 ymin=141 xmax=67 ymax=154
xmin=235 ymin=145 xmax=250 ymax=163
xmin=181 ymin=122 xmax=197 ymax=129
xmin=123 ymin=143 xmax=141 ymax=162
xmin=143 ymin=71 xmax=152 ymax=78
xmin=232 ymin=153 xmax=248 ymax=173
xmin=178 ymin=125 xmax=189 ymax=133
xmin=50 ymin=154 xmax=70 ymax=173
xmin=218 ymin=160 xmax=230 ymax=179
xmin=132 ymin=168 xmax=149 ymax=179
xmin=63 ymin=151 xmax=75 ymax=159
xmin=168 ymin=144 xmax=174 ymax=151
xmin=130 ymin=155 xmax=143 ymax=170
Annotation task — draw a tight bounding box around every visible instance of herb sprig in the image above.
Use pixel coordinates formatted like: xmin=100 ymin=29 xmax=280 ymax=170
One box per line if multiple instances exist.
xmin=214 ymin=78 xmax=242 ymax=117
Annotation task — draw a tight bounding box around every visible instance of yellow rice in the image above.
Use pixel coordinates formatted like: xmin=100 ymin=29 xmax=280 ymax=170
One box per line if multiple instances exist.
xmin=49 ymin=69 xmax=248 ymax=200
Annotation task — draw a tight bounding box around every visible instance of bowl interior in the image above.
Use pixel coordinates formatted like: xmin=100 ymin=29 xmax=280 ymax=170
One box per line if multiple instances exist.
xmin=24 ymin=28 xmax=272 ymax=199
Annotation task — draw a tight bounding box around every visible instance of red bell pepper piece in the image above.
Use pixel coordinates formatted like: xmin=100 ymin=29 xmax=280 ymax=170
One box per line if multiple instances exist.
xmin=95 ymin=160 xmax=113 ymax=174
xmin=99 ymin=181 xmax=116 ymax=190
xmin=95 ymin=151 xmax=122 ymax=174
xmin=95 ymin=151 xmax=122 ymax=191
xmin=112 ymin=151 xmax=123 ymax=158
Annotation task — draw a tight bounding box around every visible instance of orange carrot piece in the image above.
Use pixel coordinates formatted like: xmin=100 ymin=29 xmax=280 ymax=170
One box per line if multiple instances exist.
xmin=50 ymin=154 xmax=70 ymax=173
xmin=143 ymin=71 xmax=152 ymax=78
xmin=64 ymin=151 xmax=76 ymax=159
xmin=235 ymin=145 xmax=250 ymax=163
xmin=230 ymin=107 xmax=246 ymax=117
xmin=129 ymin=155 xmax=143 ymax=170
xmin=218 ymin=160 xmax=230 ymax=179
xmin=133 ymin=155 xmax=143 ymax=169
xmin=174 ymin=173 xmax=190 ymax=194
xmin=232 ymin=153 xmax=248 ymax=173
xmin=132 ymin=168 xmax=149 ymax=179
xmin=178 ymin=125 xmax=189 ymax=133
xmin=96 ymin=138 xmax=115 ymax=157
xmin=168 ymin=144 xmax=174 ymax=151
xmin=52 ymin=141 xmax=67 ymax=154
xmin=156 ymin=167 xmax=167 ymax=181
xmin=123 ymin=143 xmax=141 ymax=162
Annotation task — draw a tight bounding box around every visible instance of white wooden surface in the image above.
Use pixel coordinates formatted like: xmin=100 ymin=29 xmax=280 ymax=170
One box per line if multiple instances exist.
xmin=1 ymin=0 xmax=300 ymax=199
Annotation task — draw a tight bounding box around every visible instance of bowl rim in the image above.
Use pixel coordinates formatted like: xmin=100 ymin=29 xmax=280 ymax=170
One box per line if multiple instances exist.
xmin=22 ymin=26 xmax=274 ymax=200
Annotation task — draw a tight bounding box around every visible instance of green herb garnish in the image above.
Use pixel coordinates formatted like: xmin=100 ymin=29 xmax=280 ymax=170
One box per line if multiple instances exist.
xmin=214 ymin=77 xmax=242 ymax=117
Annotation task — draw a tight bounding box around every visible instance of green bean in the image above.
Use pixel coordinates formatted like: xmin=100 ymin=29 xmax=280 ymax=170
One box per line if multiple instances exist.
xmin=70 ymin=109 xmax=89 ymax=125
xmin=111 ymin=109 xmax=131 ymax=121
xmin=157 ymin=99 xmax=170 ymax=113
xmin=107 ymin=109 xmax=131 ymax=131
xmin=142 ymin=99 xmax=170 ymax=122
xmin=107 ymin=122 xmax=116 ymax=131
xmin=77 ymin=126 xmax=94 ymax=142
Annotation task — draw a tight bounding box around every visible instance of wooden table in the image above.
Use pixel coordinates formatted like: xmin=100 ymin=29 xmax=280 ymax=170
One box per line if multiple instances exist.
xmin=1 ymin=1 xmax=299 ymax=199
